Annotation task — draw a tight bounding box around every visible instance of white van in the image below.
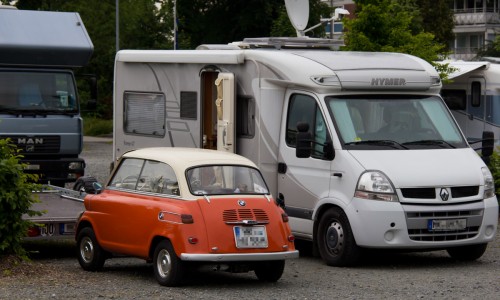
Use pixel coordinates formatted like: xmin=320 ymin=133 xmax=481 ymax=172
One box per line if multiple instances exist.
xmin=112 ymin=38 xmax=498 ymax=266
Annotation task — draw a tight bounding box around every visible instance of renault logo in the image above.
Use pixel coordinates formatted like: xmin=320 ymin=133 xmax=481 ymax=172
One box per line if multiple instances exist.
xmin=440 ymin=188 xmax=450 ymax=201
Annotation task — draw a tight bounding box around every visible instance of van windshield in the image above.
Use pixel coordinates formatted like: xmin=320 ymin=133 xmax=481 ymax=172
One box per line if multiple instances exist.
xmin=325 ymin=95 xmax=467 ymax=150
xmin=0 ymin=71 xmax=78 ymax=114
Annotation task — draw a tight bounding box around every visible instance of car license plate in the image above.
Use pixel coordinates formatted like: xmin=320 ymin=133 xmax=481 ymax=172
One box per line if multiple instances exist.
xmin=428 ymin=219 xmax=467 ymax=231
xmin=233 ymin=226 xmax=268 ymax=248
xmin=24 ymin=164 xmax=40 ymax=170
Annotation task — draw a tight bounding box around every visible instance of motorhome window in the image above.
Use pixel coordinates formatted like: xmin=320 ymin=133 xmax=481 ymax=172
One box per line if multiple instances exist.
xmin=286 ymin=94 xmax=329 ymax=158
xmin=236 ymin=95 xmax=255 ymax=138
xmin=124 ymin=92 xmax=166 ymax=137
xmin=186 ymin=165 xmax=268 ymax=195
xmin=441 ymin=89 xmax=466 ymax=110
xmin=326 ymin=95 xmax=467 ymax=149
xmin=0 ymin=71 xmax=78 ymax=113
xmin=180 ymin=91 xmax=197 ymax=119
xmin=471 ymin=81 xmax=481 ymax=107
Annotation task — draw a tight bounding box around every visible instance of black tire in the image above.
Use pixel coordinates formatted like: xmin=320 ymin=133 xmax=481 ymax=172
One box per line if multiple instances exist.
xmin=76 ymin=227 xmax=106 ymax=271
xmin=153 ymin=240 xmax=185 ymax=286
xmin=317 ymin=207 xmax=361 ymax=267
xmin=446 ymin=243 xmax=488 ymax=261
xmin=254 ymin=260 xmax=285 ymax=282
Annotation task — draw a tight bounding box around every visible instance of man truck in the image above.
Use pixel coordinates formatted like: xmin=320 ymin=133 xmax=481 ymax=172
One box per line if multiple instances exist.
xmin=0 ymin=7 xmax=96 ymax=186
xmin=110 ymin=38 xmax=498 ymax=266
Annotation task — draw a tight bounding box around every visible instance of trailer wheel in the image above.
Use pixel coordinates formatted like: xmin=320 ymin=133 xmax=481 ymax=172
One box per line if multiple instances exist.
xmin=254 ymin=260 xmax=285 ymax=282
xmin=153 ymin=240 xmax=185 ymax=286
xmin=77 ymin=227 xmax=106 ymax=271
xmin=447 ymin=243 xmax=487 ymax=261
xmin=317 ymin=207 xmax=361 ymax=267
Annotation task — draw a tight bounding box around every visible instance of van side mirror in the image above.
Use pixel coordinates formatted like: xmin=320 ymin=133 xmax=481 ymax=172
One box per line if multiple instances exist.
xmin=296 ymin=122 xmax=312 ymax=158
xmin=482 ymin=131 xmax=494 ymax=158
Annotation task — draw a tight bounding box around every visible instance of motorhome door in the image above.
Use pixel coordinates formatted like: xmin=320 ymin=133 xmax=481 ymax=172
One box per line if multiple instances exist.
xmin=215 ymin=73 xmax=235 ymax=153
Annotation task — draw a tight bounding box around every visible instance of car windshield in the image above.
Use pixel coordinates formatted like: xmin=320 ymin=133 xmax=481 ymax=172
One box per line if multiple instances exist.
xmin=325 ymin=95 xmax=467 ymax=150
xmin=186 ymin=165 xmax=269 ymax=196
xmin=0 ymin=71 xmax=78 ymax=114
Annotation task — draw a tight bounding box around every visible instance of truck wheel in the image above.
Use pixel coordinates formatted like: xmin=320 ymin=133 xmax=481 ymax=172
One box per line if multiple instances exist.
xmin=77 ymin=227 xmax=105 ymax=271
xmin=446 ymin=243 xmax=488 ymax=261
xmin=153 ymin=240 xmax=185 ymax=286
xmin=254 ymin=260 xmax=285 ymax=282
xmin=317 ymin=207 xmax=361 ymax=267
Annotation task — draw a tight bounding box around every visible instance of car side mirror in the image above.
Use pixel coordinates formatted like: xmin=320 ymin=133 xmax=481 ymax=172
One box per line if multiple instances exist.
xmin=296 ymin=122 xmax=312 ymax=158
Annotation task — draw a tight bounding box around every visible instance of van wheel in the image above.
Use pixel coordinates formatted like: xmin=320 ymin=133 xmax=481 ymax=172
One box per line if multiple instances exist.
xmin=446 ymin=243 xmax=488 ymax=261
xmin=77 ymin=227 xmax=106 ymax=271
xmin=153 ymin=240 xmax=185 ymax=286
xmin=254 ymin=260 xmax=285 ymax=282
xmin=317 ymin=207 xmax=360 ymax=267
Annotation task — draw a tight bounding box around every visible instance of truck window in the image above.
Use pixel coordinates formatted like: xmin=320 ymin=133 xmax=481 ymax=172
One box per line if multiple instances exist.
xmin=124 ymin=92 xmax=166 ymax=137
xmin=285 ymin=94 xmax=329 ymax=158
xmin=0 ymin=71 xmax=78 ymax=113
xmin=441 ymin=89 xmax=466 ymax=110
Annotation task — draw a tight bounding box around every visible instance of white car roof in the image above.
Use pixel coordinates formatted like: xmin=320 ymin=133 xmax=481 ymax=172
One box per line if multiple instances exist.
xmin=122 ymin=147 xmax=258 ymax=170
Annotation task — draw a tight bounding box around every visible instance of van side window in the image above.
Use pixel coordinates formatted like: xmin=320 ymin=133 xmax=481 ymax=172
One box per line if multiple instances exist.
xmin=124 ymin=92 xmax=166 ymax=137
xmin=285 ymin=94 xmax=329 ymax=158
xmin=471 ymin=81 xmax=481 ymax=107
xmin=441 ymin=89 xmax=466 ymax=110
xmin=236 ymin=95 xmax=255 ymax=138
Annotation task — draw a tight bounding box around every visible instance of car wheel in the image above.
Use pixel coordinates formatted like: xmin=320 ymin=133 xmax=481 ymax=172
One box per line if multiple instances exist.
xmin=446 ymin=243 xmax=488 ymax=261
xmin=317 ymin=207 xmax=361 ymax=267
xmin=77 ymin=227 xmax=106 ymax=271
xmin=153 ymin=240 xmax=185 ymax=286
xmin=254 ymin=260 xmax=285 ymax=282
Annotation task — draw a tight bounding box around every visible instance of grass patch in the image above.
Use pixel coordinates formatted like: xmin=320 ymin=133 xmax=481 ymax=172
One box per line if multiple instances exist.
xmin=83 ymin=117 xmax=113 ymax=136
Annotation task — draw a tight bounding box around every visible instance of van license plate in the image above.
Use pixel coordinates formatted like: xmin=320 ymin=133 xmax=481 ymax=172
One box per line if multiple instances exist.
xmin=428 ymin=219 xmax=466 ymax=231
xmin=233 ymin=226 xmax=268 ymax=248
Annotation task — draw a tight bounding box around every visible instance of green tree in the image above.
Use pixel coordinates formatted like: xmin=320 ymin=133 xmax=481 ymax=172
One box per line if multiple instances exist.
xmin=0 ymin=139 xmax=41 ymax=258
xmin=415 ymin=0 xmax=455 ymax=50
xmin=342 ymin=0 xmax=451 ymax=77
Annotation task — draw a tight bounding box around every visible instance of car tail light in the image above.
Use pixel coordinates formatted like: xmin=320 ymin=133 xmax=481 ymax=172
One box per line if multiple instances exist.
xmin=181 ymin=214 xmax=194 ymax=224
xmin=27 ymin=226 xmax=40 ymax=237
xmin=281 ymin=213 xmax=289 ymax=223
xmin=188 ymin=237 xmax=199 ymax=244
xmin=288 ymin=235 xmax=295 ymax=242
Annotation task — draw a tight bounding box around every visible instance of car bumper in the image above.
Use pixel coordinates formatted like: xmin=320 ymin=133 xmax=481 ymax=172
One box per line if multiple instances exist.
xmin=180 ymin=250 xmax=299 ymax=262
xmin=346 ymin=196 xmax=498 ymax=249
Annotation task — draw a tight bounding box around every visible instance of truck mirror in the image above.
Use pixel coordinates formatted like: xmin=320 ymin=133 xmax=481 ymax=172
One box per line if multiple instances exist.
xmin=296 ymin=122 xmax=312 ymax=158
xmin=482 ymin=131 xmax=494 ymax=158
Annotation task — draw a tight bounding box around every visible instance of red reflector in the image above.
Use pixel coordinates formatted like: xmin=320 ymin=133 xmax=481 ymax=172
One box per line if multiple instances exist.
xmin=27 ymin=227 xmax=40 ymax=237
xmin=188 ymin=237 xmax=199 ymax=244
xmin=281 ymin=213 xmax=289 ymax=223
xmin=288 ymin=235 xmax=295 ymax=242
xmin=181 ymin=214 xmax=194 ymax=224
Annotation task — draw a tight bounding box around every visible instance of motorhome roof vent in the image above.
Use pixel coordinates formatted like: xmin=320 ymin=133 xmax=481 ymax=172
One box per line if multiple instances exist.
xmin=196 ymin=44 xmax=241 ymax=50
xmin=241 ymin=37 xmax=343 ymax=50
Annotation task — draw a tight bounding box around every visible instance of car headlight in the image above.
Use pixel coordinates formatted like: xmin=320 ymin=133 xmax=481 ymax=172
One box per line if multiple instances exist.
xmin=482 ymin=167 xmax=495 ymax=198
xmin=355 ymin=171 xmax=399 ymax=202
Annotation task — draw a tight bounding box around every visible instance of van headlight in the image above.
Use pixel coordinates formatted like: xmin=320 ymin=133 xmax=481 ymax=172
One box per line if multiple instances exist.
xmin=355 ymin=171 xmax=399 ymax=202
xmin=482 ymin=167 xmax=495 ymax=198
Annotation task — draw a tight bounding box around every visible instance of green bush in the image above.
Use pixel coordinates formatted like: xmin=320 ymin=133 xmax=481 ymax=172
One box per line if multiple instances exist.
xmin=83 ymin=116 xmax=113 ymax=136
xmin=487 ymin=148 xmax=500 ymax=205
xmin=0 ymin=139 xmax=42 ymax=257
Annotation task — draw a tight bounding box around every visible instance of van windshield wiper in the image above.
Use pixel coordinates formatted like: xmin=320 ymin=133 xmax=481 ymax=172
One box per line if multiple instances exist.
xmin=402 ymin=140 xmax=456 ymax=148
xmin=345 ymin=140 xmax=409 ymax=149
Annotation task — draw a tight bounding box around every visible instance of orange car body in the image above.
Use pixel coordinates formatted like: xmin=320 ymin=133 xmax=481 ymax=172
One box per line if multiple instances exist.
xmin=76 ymin=147 xmax=298 ymax=284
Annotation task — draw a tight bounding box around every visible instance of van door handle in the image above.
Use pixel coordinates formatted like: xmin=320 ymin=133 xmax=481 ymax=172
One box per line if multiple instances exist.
xmin=278 ymin=162 xmax=287 ymax=174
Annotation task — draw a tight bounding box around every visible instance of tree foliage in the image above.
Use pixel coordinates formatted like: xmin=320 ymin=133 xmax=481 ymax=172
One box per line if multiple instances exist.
xmin=0 ymin=139 xmax=41 ymax=257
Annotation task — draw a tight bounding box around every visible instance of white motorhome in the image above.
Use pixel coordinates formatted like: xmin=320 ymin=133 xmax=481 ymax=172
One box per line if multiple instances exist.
xmin=441 ymin=60 xmax=500 ymax=147
xmin=112 ymin=38 xmax=498 ymax=266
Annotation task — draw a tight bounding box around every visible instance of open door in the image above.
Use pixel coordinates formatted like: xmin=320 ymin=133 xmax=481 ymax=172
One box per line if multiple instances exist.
xmin=215 ymin=73 xmax=235 ymax=153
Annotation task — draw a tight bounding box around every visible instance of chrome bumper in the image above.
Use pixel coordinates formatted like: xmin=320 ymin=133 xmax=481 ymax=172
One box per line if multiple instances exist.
xmin=180 ymin=250 xmax=299 ymax=262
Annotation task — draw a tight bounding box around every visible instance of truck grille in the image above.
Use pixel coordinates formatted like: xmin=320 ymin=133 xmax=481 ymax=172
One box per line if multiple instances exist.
xmin=0 ymin=135 xmax=60 ymax=154
xmin=223 ymin=209 xmax=269 ymax=224
xmin=405 ymin=209 xmax=483 ymax=241
xmin=401 ymin=186 xmax=479 ymax=199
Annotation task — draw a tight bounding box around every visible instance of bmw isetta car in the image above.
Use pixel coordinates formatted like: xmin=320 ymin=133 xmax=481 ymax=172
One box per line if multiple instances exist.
xmin=75 ymin=147 xmax=298 ymax=286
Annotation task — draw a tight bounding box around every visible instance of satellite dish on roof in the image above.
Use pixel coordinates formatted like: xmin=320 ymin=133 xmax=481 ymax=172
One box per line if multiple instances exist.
xmin=285 ymin=0 xmax=309 ymax=36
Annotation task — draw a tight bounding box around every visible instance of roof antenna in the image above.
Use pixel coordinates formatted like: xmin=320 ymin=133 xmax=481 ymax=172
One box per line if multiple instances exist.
xmin=285 ymin=0 xmax=349 ymax=37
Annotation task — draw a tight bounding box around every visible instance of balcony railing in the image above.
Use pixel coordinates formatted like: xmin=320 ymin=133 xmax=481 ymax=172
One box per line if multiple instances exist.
xmin=454 ymin=11 xmax=500 ymax=25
